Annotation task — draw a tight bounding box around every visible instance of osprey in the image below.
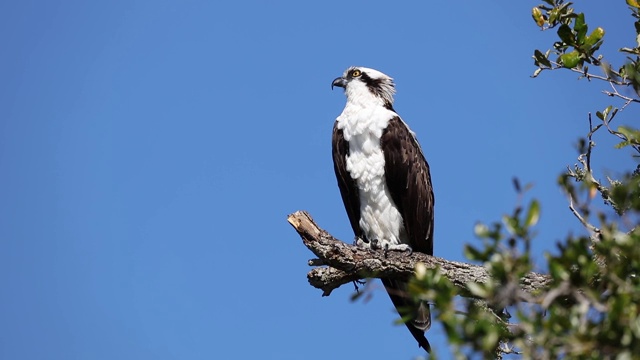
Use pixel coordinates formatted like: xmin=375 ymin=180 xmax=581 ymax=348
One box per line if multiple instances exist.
xmin=331 ymin=67 xmax=434 ymax=352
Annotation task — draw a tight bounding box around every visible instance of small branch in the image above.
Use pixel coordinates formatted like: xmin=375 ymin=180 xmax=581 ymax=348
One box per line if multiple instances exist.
xmin=542 ymin=60 xmax=630 ymax=86
xmin=603 ymin=82 xmax=639 ymax=110
xmin=563 ymin=121 xmax=602 ymax=237
xmin=568 ymin=195 xmax=599 ymax=235
xmin=568 ymin=114 xmax=615 ymax=207
xmin=586 ymin=114 xmax=595 ymax=173
xmin=599 ymin=107 xmax=640 ymax=155
xmin=288 ymin=211 xmax=552 ymax=298
xmin=539 ymin=60 xmax=640 ymax=106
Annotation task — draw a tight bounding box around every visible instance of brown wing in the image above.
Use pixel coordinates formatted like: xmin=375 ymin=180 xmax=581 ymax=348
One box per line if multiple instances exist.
xmin=380 ymin=116 xmax=434 ymax=255
xmin=380 ymin=115 xmax=435 ymax=353
xmin=332 ymin=123 xmax=363 ymax=238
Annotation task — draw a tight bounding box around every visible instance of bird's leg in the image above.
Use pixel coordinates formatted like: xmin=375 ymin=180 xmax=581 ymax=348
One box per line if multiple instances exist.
xmin=354 ymin=236 xmax=370 ymax=248
xmin=355 ymin=236 xmax=412 ymax=255
xmin=382 ymin=242 xmax=413 ymax=257
xmin=356 ymin=236 xmax=380 ymax=251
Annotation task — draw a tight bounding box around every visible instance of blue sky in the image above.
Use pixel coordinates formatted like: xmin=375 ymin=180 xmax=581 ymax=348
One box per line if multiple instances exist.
xmin=1 ymin=1 xmax=637 ymax=359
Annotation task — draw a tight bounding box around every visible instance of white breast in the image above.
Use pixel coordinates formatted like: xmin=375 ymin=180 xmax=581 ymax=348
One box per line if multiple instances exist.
xmin=337 ymin=103 xmax=407 ymax=246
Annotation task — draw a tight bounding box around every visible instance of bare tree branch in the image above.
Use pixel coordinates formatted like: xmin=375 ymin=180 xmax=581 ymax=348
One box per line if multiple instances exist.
xmin=288 ymin=210 xmax=552 ymax=298
xmin=603 ymin=81 xmax=640 ymax=110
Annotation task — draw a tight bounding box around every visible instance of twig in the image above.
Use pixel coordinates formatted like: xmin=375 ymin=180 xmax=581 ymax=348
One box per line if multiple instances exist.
xmin=538 ymin=60 xmax=640 ymax=106
xmin=542 ymin=60 xmax=630 ymax=86
xmin=567 ymin=196 xmax=599 ymax=235
xmin=603 ymin=82 xmax=639 ymax=110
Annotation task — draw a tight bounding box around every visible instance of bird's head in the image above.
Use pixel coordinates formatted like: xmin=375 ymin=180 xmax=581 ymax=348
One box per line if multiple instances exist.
xmin=332 ymin=67 xmax=396 ymax=107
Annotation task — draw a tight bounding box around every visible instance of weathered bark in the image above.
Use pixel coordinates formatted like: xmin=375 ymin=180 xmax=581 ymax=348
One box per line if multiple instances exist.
xmin=288 ymin=210 xmax=551 ymax=297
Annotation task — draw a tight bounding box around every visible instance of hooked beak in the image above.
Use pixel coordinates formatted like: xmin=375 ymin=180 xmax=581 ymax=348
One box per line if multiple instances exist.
xmin=331 ymin=77 xmax=347 ymax=90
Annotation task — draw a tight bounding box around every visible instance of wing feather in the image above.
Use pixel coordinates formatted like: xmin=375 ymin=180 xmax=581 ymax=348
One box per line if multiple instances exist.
xmin=380 ymin=116 xmax=434 ymax=254
xmin=332 ymin=124 xmax=362 ymax=238
xmin=380 ymin=115 xmax=435 ymax=352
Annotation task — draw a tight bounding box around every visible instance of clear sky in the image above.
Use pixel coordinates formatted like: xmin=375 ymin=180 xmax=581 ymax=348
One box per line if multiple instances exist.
xmin=1 ymin=1 xmax=637 ymax=359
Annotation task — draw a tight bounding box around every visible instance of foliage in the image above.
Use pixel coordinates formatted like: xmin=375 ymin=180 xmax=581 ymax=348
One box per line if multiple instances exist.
xmin=409 ymin=1 xmax=640 ymax=358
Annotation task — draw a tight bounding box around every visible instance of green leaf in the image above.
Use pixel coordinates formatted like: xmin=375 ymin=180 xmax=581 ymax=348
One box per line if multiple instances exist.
xmin=626 ymin=62 xmax=638 ymax=81
xmin=615 ymin=126 xmax=640 ymax=149
xmin=560 ymin=50 xmax=581 ymax=68
xmin=474 ymin=223 xmax=490 ymax=238
xmin=503 ymin=215 xmax=518 ymax=235
xmin=483 ymin=329 xmax=500 ymax=352
xmin=464 ymin=244 xmax=483 ymax=261
xmin=525 ymin=200 xmax=541 ymax=227
xmin=574 ymin=13 xmax=587 ymax=44
xmin=557 ymin=24 xmax=575 ymax=45
xmin=532 ymin=7 xmax=545 ymax=27
xmin=548 ymin=9 xmax=559 ymax=24
xmin=584 ymin=27 xmax=605 ymax=46
xmin=549 ymin=259 xmax=569 ymax=280
xmin=615 ymin=141 xmax=632 ymax=149
xmin=600 ymin=105 xmax=612 ymax=121
xmin=467 ymin=282 xmax=488 ymax=298
xmin=534 ymin=49 xmax=552 ymax=68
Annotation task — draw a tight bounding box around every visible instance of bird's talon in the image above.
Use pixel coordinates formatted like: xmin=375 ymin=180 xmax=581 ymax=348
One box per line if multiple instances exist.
xmin=354 ymin=236 xmax=369 ymax=245
xmin=355 ymin=236 xmax=372 ymax=249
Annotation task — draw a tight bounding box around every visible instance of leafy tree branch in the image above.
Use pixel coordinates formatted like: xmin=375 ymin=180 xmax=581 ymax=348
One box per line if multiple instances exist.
xmin=291 ymin=2 xmax=640 ymax=358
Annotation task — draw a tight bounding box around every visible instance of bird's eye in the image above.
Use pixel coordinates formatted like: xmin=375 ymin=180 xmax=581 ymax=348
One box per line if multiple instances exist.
xmin=351 ymin=69 xmax=361 ymax=77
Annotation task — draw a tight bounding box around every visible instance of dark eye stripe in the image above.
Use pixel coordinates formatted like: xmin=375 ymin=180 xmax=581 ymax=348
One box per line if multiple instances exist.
xmin=360 ymin=71 xmax=391 ymax=105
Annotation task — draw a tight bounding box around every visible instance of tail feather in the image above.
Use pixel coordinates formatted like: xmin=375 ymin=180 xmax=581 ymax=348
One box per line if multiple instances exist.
xmin=413 ymin=300 xmax=432 ymax=331
xmin=381 ymin=278 xmax=432 ymax=353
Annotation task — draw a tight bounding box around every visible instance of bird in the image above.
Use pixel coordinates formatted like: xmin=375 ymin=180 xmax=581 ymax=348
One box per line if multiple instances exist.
xmin=331 ymin=66 xmax=435 ymax=352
